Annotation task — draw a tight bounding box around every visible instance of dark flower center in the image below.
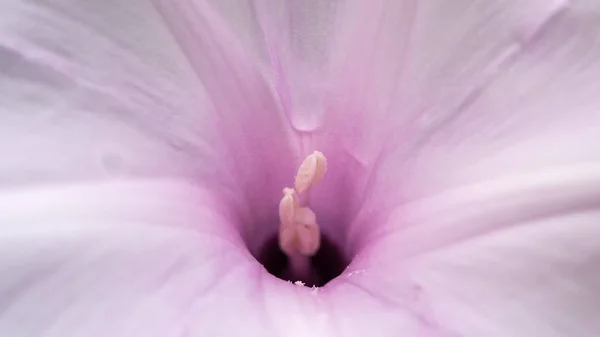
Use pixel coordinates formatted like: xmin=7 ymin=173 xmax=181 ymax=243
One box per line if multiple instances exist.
xmin=257 ymin=233 xmax=349 ymax=287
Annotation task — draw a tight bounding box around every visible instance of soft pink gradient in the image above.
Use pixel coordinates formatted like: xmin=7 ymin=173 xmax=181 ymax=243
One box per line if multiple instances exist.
xmin=1 ymin=0 xmax=600 ymax=336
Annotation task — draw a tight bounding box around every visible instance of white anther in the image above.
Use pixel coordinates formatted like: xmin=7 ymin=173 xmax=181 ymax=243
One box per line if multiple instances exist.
xmin=278 ymin=207 xmax=320 ymax=257
xmin=294 ymin=151 xmax=328 ymax=193
xmin=278 ymin=188 xmax=298 ymax=226
xmin=279 ymin=225 xmax=298 ymax=256
xmin=294 ymin=207 xmax=317 ymax=227
xmin=293 ymin=207 xmax=320 ymax=256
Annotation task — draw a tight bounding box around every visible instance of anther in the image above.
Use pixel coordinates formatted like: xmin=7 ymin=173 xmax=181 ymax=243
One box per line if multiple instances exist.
xmin=294 ymin=151 xmax=328 ymax=194
xmin=278 ymin=207 xmax=320 ymax=256
xmin=292 ymin=207 xmax=320 ymax=256
xmin=279 ymin=188 xmax=298 ymax=226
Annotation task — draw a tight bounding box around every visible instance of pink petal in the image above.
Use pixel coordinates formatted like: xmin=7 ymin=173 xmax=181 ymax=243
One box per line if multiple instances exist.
xmin=0 ymin=180 xmax=434 ymax=337
xmin=0 ymin=180 xmax=269 ymax=336
xmin=0 ymin=0 xmax=221 ymax=187
xmin=340 ymin=1 xmax=600 ymax=336
xmin=391 ymin=0 xmax=600 ymax=201
xmin=317 ymin=0 xmax=600 ymax=244
xmin=358 ymin=169 xmax=600 ymax=336
xmin=154 ymin=0 xmax=301 ymax=246
xmin=252 ymin=0 xmax=339 ymax=132
xmin=3 ymin=1 xmax=600 ymax=336
xmin=0 ymin=1 xmax=295 ymax=335
xmin=250 ymin=0 xmax=375 ymax=242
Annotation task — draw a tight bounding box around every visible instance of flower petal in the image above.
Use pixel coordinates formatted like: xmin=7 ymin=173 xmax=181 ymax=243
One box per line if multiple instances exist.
xmin=319 ymin=0 xmax=572 ymax=171
xmin=0 ymin=0 xmax=297 ymax=247
xmin=251 ymin=0 xmax=341 ymax=132
xmin=357 ymin=168 xmax=600 ymax=336
xmin=0 ymin=180 xmax=280 ymax=336
xmin=0 ymin=0 xmax=220 ymax=187
xmin=154 ymin=0 xmax=301 ymax=245
xmin=343 ymin=2 xmax=600 ymax=335
xmin=0 ymin=180 xmax=423 ymax=337
xmin=346 ymin=0 xmax=600 ymax=236
xmin=376 ymin=0 xmax=600 ymax=204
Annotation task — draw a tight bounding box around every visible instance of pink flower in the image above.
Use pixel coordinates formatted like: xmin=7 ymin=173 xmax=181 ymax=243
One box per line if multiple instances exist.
xmin=1 ymin=0 xmax=600 ymax=336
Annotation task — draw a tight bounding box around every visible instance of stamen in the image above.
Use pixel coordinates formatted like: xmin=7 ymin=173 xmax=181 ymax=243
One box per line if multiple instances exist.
xmin=279 ymin=207 xmax=320 ymax=256
xmin=292 ymin=207 xmax=320 ymax=256
xmin=278 ymin=188 xmax=298 ymax=226
xmin=294 ymin=151 xmax=328 ymax=193
xmin=277 ymin=151 xmax=328 ymax=283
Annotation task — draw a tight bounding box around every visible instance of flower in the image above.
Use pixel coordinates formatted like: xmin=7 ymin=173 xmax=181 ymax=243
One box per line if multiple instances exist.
xmin=1 ymin=0 xmax=600 ymax=336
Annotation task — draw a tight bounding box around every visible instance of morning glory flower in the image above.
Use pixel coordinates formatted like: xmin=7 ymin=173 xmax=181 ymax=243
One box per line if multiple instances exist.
xmin=1 ymin=0 xmax=600 ymax=336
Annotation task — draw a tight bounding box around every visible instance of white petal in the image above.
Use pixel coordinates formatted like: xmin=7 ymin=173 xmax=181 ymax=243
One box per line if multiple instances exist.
xmin=0 ymin=0 xmax=225 ymax=187
xmin=369 ymin=0 xmax=600 ymax=206
xmin=360 ymin=171 xmax=600 ymax=336
xmin=0 ymin=180 xmax=262 ymax=336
